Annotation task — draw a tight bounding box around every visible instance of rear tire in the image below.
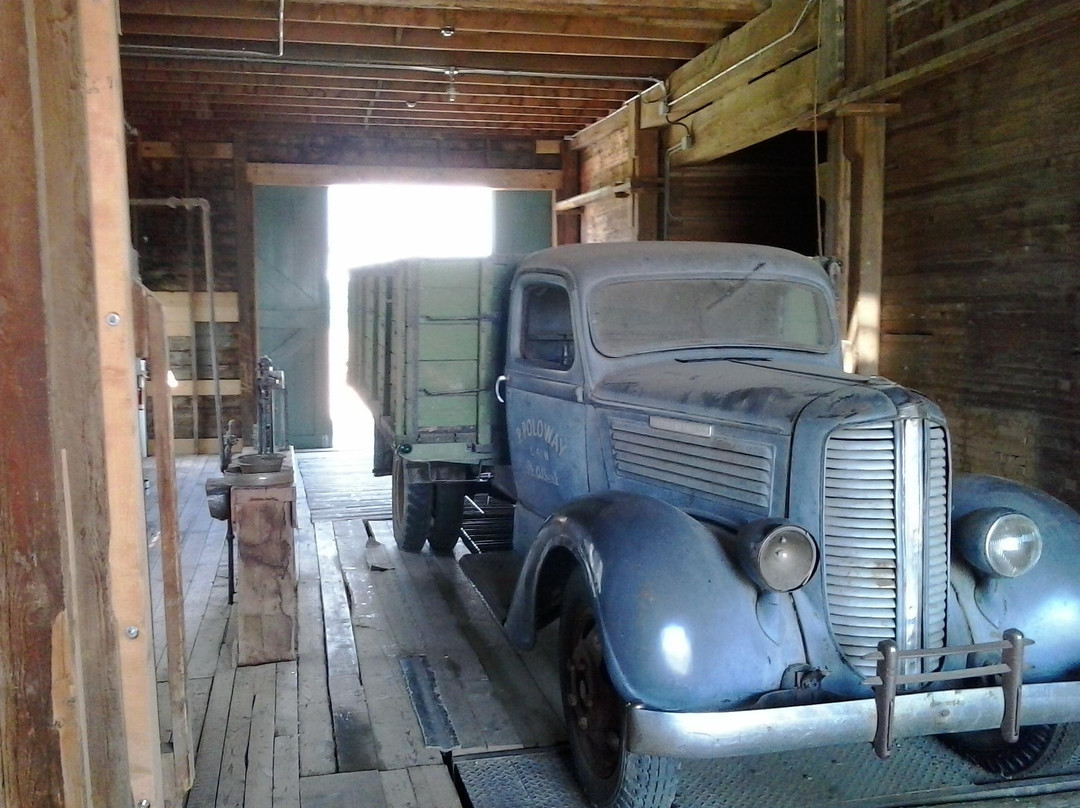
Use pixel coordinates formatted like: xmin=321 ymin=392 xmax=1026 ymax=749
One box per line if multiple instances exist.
xmin=392 ymin=456 xmax=432 ymax=552
xmin=943 ymin=722 xmax=1080 ymax=778
xmin=428 ymin=479 xmax=466 ymax=555
xmin=559 ymin=569 xmax=680 ymax=808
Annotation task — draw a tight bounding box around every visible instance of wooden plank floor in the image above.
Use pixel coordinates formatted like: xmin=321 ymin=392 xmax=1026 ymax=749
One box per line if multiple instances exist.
xmin=145 ymin=451 xmax=562 ymax=808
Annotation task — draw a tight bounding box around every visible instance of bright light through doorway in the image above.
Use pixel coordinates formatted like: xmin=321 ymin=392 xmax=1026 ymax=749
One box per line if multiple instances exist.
xmin=327 ymin=184 xmax=494 ymax=451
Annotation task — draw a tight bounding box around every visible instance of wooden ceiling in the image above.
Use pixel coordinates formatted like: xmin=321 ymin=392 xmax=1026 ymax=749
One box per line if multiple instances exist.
xmin=118 ymin=0 xmax=770 ymax=138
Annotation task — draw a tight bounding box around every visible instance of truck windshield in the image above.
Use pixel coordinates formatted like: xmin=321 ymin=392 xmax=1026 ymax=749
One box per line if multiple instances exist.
xmin=589 ymin=277 xmax=835 ymax=357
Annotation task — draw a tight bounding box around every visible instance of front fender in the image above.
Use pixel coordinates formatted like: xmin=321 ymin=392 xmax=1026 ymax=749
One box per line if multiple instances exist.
xmin=505 ymin=491 xmax=805 ymax=711
xmin=951 ymin=474 xmax=1080 ymax=680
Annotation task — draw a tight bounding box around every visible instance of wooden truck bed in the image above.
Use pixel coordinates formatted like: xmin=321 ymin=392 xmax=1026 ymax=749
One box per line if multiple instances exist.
xmin=347 ymin=257 xmax=516 ymax=469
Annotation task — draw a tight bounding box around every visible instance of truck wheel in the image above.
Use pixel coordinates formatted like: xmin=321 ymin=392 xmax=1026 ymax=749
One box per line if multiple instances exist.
xmin=559 ymin=569 xmax=680 ymax=808
xmin=942 ymin=723 xmax=1080 ymax=778
xmin=428 ymin=479 xmax=466 ymax=555
xmin=392 ymin=456 xmax=432 ymax=552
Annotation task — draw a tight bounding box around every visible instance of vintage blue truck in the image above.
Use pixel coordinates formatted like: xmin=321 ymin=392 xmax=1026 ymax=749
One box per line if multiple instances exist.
xmin=348 ymin=242 xmax=1080 ymax=808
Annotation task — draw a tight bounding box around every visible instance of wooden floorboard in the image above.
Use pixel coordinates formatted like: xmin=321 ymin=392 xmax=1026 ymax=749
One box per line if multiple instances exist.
xmin=160 ymin=450 xmax=565 ymax=808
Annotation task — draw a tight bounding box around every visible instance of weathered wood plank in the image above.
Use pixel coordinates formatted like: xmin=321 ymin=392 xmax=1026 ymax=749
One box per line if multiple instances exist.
xmin=186 ymin=615 xmax=237 ymax=808
xmin=667 ymin=52 xmax=818 ymax=166
xmin=244 ymin=665 xmax=278 ymax=808
xmin=146 ymin=290 xmax=195 ymax=793
xmin=80 ymin=0 xmax=165 ymax=799
xmin=335 ymin=521 xmax=444 ymax=771
xmin=299 ymin=770 xmax=388 ymax=808
xmin=272 ymin=735 xmax=301 ymax=808
xmin=295 ymin=514 xmax=337 ymax=775
xmin=216 ymin=666 xmax=258 ymax=808
xmin=407 ymin=765 xmax=463 ymax=808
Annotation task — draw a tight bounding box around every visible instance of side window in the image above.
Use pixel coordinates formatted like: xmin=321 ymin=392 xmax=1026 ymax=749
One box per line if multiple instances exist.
xmin=520 ymin=284 xmax=575 ymax=370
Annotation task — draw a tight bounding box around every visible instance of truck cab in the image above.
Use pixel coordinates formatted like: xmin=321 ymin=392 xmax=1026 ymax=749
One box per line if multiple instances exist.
xmin=496 ymin=242 xmax=1080 ymax=808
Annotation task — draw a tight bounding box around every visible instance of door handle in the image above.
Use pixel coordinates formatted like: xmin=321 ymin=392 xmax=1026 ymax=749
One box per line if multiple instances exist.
xmin=494 ymin=374 xmax=507 ymax=404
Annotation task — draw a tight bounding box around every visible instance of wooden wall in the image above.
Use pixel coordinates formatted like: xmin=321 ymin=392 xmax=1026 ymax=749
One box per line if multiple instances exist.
xmin=666 ymin=131 xmax=819 ymax=251
xmin=879 ymin=30 xmax=1080 ymax=510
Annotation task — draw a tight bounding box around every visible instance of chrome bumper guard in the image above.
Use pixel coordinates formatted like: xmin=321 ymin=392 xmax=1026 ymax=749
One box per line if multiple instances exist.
xmin=627 ymin=630 xmax=1080 ymax=760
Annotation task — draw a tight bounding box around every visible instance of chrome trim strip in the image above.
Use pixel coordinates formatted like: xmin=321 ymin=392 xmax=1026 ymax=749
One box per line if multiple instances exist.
xmin=898 ymin=418 xmax=924 ymax=665
xmin=625 ymin=681 xmax=1080 ymax=759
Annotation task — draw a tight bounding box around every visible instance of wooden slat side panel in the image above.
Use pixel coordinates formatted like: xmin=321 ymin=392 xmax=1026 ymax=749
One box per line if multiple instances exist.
xmin=879 ymin=29 xmax=1080 ymax=511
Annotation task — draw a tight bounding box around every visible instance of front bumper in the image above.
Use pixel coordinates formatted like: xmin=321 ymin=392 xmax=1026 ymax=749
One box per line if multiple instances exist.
xmin=627 ymin=679 xmax=1080 ymax=760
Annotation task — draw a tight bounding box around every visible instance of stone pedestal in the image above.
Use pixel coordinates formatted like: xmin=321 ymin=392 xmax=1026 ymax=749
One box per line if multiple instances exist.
xmin=231 ymin=483 xmax=297 ymax=666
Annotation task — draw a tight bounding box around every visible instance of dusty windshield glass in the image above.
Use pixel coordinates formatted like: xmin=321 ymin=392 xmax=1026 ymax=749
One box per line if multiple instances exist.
xmin=589 ymin=277 xmax=835 ymax=357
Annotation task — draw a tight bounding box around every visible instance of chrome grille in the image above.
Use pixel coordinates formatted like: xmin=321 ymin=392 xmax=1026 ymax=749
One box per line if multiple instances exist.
xmin=610 ymin=420 xmax=773 ymax=511
xmin=924 ymin=426 xmax=949 ymax=652
xmin=823 ymin=419 xmax=950 ymax=678
xmin=824 ymin=423 xmax=899 ymax=677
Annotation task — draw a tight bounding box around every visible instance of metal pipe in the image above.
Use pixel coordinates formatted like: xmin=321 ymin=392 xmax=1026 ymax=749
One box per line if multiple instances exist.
xmin=129 ymin=197 xmax=225 ymax=469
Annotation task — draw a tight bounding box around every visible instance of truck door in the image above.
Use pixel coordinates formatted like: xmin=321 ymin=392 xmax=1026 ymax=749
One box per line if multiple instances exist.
xmin=504 ymin=275 xmax=588 ymax=537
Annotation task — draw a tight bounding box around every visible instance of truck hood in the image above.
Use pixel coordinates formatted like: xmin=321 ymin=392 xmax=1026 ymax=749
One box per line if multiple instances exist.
xmin=592 ymin=358 xmax=903 ymax=434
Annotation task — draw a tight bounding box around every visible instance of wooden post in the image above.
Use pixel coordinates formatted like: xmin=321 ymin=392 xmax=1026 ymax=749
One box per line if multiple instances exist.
xmin=556 ymin=141 xmax=581 ymax=245
xmin=820 ymin=0 xmax=888 ymax=375
xmin=79 ymin=0 xmax=166 ymax=804
xmin=845 ymin=112 xmax=886 ymax=375
xmin=2 ymin=1 xmax=136 ymax=805
xmin=629 ymin=99 xmax=661 ymax=242
xmin=235 ymin=133 xmax=259 ymax=443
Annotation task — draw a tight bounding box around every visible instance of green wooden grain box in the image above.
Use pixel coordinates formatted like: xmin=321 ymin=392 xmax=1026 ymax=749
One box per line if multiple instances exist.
xmin=347 ymin=256 xmax=517 ymax=467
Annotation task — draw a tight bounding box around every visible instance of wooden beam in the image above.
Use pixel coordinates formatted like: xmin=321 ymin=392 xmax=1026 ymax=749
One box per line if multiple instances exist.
xmin=569 ymin=104 xmax=632 ymax=151
xmin=641 ymin=0 xmax=820 ymax=127
xmin=124 ymin=83 xmax=620 ymax=116
xmin=79 ymin=0 xmax=165 ymax=803
xmin=118 ymin=37 xmax=683 ymax=81
xmin=120 ymin=57 xmax=645 ymax=94
xmin=554 ymin=180 xmax=656 ymax=211
xmin=121 ymin=13 xmax=704 ymax=60
xmin=246 ymin=163 xmax=563 ymax=189
xmin=666 ymin=52 xmax=818 ymax=166
xmin=121 ymin=0 xmax=727 ymax=42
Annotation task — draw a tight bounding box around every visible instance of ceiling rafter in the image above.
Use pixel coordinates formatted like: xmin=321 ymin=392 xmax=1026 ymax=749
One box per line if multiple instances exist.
xmin=117 ymin=0 xmax=770 ymax=139
xmin=121 ymin=14 xmax=704 ymax=60
xmin=120 ymin=0 xmax=732 ymax=43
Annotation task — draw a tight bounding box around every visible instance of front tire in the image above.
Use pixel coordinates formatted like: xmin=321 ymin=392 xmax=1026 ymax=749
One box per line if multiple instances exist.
xmin=559 ymin=569 xmax=680 ymax=808
xmin=943 ymin=723 xmax=1080 ymax=778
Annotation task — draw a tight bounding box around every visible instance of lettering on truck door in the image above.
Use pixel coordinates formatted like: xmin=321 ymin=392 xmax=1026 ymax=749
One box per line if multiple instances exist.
xmin=505 ymin=278 xmax=588 ymax=528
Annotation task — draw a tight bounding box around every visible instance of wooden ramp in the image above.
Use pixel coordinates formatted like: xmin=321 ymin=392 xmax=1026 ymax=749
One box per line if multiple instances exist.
xmin=148 ymin=451 xmax=562 ymax=808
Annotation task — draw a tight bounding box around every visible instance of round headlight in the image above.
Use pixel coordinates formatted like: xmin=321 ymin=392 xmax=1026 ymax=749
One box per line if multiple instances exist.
xmin=736 ymin=520 xmax=819 ymax=592
xmin=956 ymin=508 xmax=1043 ymax=578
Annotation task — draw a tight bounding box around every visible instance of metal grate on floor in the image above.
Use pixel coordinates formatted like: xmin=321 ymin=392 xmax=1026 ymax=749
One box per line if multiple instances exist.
xmin=454 ymin=738 xmax=1080 ymax=808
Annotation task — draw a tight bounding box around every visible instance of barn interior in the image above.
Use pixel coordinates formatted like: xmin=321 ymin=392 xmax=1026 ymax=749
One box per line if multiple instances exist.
xmin=2 ymin=1 xmax=1079 ymax=807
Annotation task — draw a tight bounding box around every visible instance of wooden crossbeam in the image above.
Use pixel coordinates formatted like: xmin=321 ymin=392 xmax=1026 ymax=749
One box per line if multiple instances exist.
xmin=641 ymin=0 xmax=820 ymax=127
xmin=119 ymin=37 xmax=683 ymax=80
xmin=121 ymin=13 xmax=704 ymax=60
xmin=121 ymin=0 xmax=748 ymax=37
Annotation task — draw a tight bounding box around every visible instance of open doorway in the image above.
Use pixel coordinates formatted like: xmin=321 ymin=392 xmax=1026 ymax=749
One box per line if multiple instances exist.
xmin=326 ymin=184 xmax=494 ymax=452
